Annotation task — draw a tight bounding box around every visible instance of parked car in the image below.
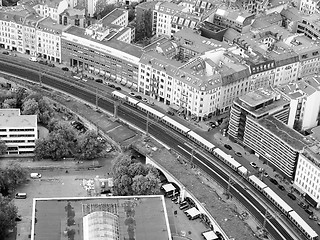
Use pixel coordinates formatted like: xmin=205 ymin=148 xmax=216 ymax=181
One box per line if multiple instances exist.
xmin=15 ymin=193 xmax=27 ymax=199
xmin=142 ymin=97 xmax=148 ymax=102
xmin=30 ymin=173 xmax=42 ymax=178
xmin=62 ymin=67 xmax=69 ymax=71
xmin=129 ymin=92 xmax=136 ymax=97
xmin=115 ymin=86 xmax=121 ymax=91
xmin=167 ymin=111 xmax=175 ymax=116
xmin=235 ymin=152 xmax=242 ymax=157
xmin=135 ymin=95 xmax=142 ymax=100
xmin=95 ymin=79 xmax=103 ymax=83
xmin=73 ymin=76 xmax=81 ymax=80
xmin=224 ymin=144 xmax=232 ymax=150
xmin=29 ymin=57 xmax=38 ymax=62
xmin=269 ymin=178 xmax=278 ymax=185
xmin=108 ymin=84 xmax=115 ymax=88
xmin=47 ymin=63 xmax=55 ymax=67
xmin=298 ymin=201 xmax=309 ymax=210
xmin=250 ymin=162 xmax=258 ymax=168
xmin=278 ymin=185 xmax=285 ymax=191
xmin=38 ymin=59 xmax=47 ymax=65
xmin=305 ymin=208 xmax=314 ymax=216
xmin=2 ymin=51 xmax=9 ymax=55
xmin=287 ymin=193 xmax=297 ymax=200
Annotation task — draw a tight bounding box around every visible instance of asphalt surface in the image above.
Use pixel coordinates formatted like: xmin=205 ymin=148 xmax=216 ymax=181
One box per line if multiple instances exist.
xmin=0 ymin=60 xmax=309 ymax=240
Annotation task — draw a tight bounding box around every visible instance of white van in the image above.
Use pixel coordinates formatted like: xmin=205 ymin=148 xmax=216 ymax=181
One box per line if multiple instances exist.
xmin=15 ymin=193 xmax=27 ymax=199
xmin=30 ymin=173 xmax=42 ymax=178
xmin=29 ymin=57 xmax=38 ymax=62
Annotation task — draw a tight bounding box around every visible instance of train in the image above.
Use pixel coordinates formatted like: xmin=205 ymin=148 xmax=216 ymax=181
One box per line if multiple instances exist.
xmin=111 ymin=90 xmax=318 ymax=240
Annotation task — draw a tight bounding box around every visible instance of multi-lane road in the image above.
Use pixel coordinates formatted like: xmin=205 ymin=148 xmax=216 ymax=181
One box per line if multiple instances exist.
xmin=0 ymin=60 xmax=307 ymax=240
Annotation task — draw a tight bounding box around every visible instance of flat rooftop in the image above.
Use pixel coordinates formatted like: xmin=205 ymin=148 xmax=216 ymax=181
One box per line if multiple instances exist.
xmin=0 ymin=115 xmax=37 ymax=128
xmin=238 ymin=88 xmax=279 ymax=108
xmin=258 ymin=115 xmax=308 ymax=151
xmin=32 ymin=196 xmax=171 ymax=240
xmin=0 ymin=108 xmax=20 ymax=117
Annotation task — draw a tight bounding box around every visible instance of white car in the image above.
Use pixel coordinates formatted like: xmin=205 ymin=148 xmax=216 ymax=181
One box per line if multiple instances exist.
xmin=30 ymin=173 xmax=42 ymax=178
xmin=29 ymin=57 xmax=38 ymax=62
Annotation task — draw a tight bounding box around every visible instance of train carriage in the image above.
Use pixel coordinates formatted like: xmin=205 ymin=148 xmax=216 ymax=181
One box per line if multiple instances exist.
xmin=127 ymin=96 xmax=140 ymax=106
xmin=161 ymin=116 xmax=191 ymax=135
xmin=112 ymin=90 xmax=126 ymax=100
xmin=238 ymin=166 xmax=248 ymax=177
xmin=248 ymin=175 xmax=267 ymax=192
xmin=263 ymin=187 xmax=292 ymax=215
xmin=213 ymin=148 xmax=241 ymax=171
xmin=187 ymin=131 xmax=215 ymax=152
xmin=288 ymin=211 xmax=318 ymax=240
xmin=137 ymin=102 xmax=165 ymax=119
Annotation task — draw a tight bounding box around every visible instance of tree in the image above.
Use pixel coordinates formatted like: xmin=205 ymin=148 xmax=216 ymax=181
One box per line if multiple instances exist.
xmin=76 ymin=130 xmax=105 ymax=160
xmin=0 ymin=194 xmax=18 ymax=239
xmin=0 ymin=163 xmax=28 ymax=196
xmin=22 ymin=98 xmax=40 ymax=116
xmin=135 ymin=9 xmax=153 ymax=42
xmin=94 ymin=3 xmax=116 ymax=19
xmin=2 ymin=98 xmax=17 ymax=108
xmin=0 ymin=140 xmax=7 ymax=155
xmin=112 ymin=156 xmax=160 ymax=196
xmin=14 ymin=87 xmax=28 ymax=109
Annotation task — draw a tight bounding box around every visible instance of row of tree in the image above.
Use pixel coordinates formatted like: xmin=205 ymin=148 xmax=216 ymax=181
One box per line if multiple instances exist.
xmin=0 ymin=164 xmax=28 ymax=238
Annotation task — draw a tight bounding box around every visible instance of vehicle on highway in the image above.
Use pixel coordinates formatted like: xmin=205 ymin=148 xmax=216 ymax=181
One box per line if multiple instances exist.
xmin=224 ymin=144 xmax=232 ymax=150
xmin=82 ymin=78 xmax=88 ymax=82
xmin=269 ymin=178 xmax=278 ymax=185
xmin=15 ymin=193 xmax=27 ymax=199
xmin=30 ymin=173 xmax=42 ymax=178
xmin=234 ymin=152 xmax=242 ymax=157
xmin=2 ymin=51 xmax=9 ymax=55
xmin=29 ymin=57 xmax=38 ymax=62
xmin=278 ymin=185 xmax=285 ymax=191
xmin=287 ymin=193 xmax=296 ymax=200
xmin=250 ymin=162 xmax=258 ymax=168
xmin=62 ymin=67 xmax=69 ymax=71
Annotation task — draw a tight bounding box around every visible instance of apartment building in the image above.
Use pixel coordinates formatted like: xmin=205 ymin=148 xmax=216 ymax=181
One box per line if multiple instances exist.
xmin=213 ymin=7 xmax=255 ymax=33
xmin=228 ymin=88 xmax=309 ymax=179
xmin=280 ymin=7 xmax=301 ymax=33
xmin=295 ymin=130 xmax=320 ymax=208
xmin=36 ymin=17 xmax=65 ymax=62
xmin=61 ymin=25 xmax=142 ymax=88
xmin=234 ymin=0 xmax=269 ymax=14
xmin=299 ymin=0 xmax=320 ymax=14
xmin=24 ymin=13 xmax=42 ymax=56
xmin=0 ymin=7 xmax=29 ymax=52
xmin=59 ymin=8 xmax=86 ymax=28
xmin=277 ymin=76 xmax=320 ymax=131
xmin=33 ymin=0 xmax=68 ymax=22
xmin=0 ymin=109 xmax=37 ymax=155
xmin=170 ymin=12 xmax=199 ymax=36
xmin=297 ymin=13 xmax=320 ymax=40
xmin=154 ymin=2 xmax=188 ymax=37
xmin=251 ymin=12 xmax=282 ymax=29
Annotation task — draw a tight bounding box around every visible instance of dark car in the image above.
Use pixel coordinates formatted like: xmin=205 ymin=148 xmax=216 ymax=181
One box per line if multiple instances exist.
xmin=135 ymin=95 xmax=142 ymax=100
xmin=2 ymin=51 xmax=9 ymax=55
xmin=298 ymin=201 xmax=309 ymax=210
xmin=108 ymin=84 xmax=115 ymax=88
xmin=278 ymin=185 xmax=285 ymax=191
xmin=224 ymin=144 xmax=232 ymax=150
xmin=167 ymin=111 xmax=175 ymax=116
xmin=115 ymin=86 xmax=122 ymax=91
xmin=47 ymin=63 xmax=55 ymax=67
xmin=95 ymin=79 xmax=103 ymax=83
xmin=269 ymin=178 xmax=278 ymax=185
xmin=287 ymin=193 xmax=296 ymax=200
xmin=305 ymin=208 xmax=314 ymax=215
xmin=235 ymin=152 xmax=242 ymax=157
xmin=38 ymin=59 xmax=48 ymax=65
xmin=62 ymin=67 xmax=69 ymax=71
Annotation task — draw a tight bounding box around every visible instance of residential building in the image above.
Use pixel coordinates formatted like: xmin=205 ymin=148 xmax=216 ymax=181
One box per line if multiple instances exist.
xmin=234 ymin=0 xmax=269 ymax=14
xmin=295 ymin=128 xmax=320 ymax=208
xmin=170 ymin=12 xmax=200 ymax=36
xmin=280 ymin=7 xmax=301 ymax=33
xmin=136 ymin=1 xmax=157 ymax=36
xmin=265 ymin=0 xmax=290 ymax=15
xmin=250 ymin=12 xmax=282 ymax=29
xmin=213 ymin=7 xmax=255 ymax=33
xmin=31 ymin=196 xmax=172 ymax=240
xmin=24 ymin=13 xmax=42 ymax=56
xmin=228 ymin=88 xmax=311 ymax=179
xmin=61 ymin=25 xmax=142 ymax=88
xmin=0 ymin=7 xmax=29 ymax=52
xmin=0 ymin=109 xmax=37 ymax=155
xmin=277 ymin=76 xmax=320 ymax=131
xmin=299 ymin=0 xmax=320 ymax=14
xmin=297 ymin=13 xmax=320 ymax=40
xmin=36 ymin=17 xmax=65 ymax=62
xmin=33 ymin=0 xmax=69 ymax=22
xmin=59 ymin=7 xmax=86 ymax=28
xmin=154 ymin=2 xmax=188 ymax=37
